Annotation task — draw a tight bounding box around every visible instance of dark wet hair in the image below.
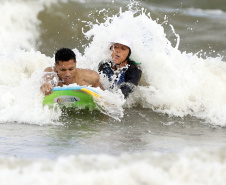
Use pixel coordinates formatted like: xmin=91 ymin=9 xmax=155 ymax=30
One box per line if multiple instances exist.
xmin=55 ymin=48 xmax=76 ymax=65
xmin=127 ymin=48 xmax=131 ymax=59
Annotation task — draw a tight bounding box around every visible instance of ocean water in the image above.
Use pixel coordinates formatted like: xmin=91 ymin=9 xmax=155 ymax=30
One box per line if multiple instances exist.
xmin=0 ymin=0 xmax=226 ymax=184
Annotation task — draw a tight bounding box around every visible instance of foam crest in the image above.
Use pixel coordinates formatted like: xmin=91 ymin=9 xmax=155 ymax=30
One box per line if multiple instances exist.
xmin=0 ymin=147 xmax=225 ymax=185
xmin=0 ymin=47 xmax=61 ymax=125
xmin=0 ymin=0 xmax=75 ymax=50
xmin=0 ymin=1 xmax=44 ymax=50
xmin=80 ymin=8 xmax=226 ymax=126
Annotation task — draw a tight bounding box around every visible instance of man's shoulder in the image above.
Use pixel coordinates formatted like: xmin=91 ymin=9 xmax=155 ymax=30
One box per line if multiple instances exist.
xmin=77 ymin=68 xmax=101 ymax=87
xmin=44 ymin=66 xmax=55 ymax=72
xmin=77 ymin=68 xmax=99 ymax=81
xmin=80 ymin=68 xmax=98 ymax=75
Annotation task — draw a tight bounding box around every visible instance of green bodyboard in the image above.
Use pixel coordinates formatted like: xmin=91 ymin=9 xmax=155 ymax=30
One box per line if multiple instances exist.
xmin=43 ymin=88 xmax=98 ymax=110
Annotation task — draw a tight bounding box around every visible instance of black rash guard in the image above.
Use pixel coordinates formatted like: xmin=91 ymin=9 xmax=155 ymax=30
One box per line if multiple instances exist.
xmin=98 ymin=59 xmax=142 ymax=98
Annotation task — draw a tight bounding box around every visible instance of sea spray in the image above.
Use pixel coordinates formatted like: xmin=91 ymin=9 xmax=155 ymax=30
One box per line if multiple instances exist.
xmin=80 ymin=6 xmax=226 ymax=126
xmin=0 ymin=0 xmax=80 ymax=51
xmin=94 ymin=88 xmax=126 ymax=120
xmin=0 ymin=47 xmax=61 ymax=125
xmin=0 ymin=1 xmax=48 ymax=50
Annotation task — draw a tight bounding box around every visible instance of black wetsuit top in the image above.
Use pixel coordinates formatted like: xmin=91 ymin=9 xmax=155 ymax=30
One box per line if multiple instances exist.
xmin=98 ymin=59 xmax=142 ymax=98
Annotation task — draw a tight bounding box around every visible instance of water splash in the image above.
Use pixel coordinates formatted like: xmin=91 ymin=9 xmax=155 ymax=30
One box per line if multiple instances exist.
xmin=80 ymin=4 xmax=226 ymax=126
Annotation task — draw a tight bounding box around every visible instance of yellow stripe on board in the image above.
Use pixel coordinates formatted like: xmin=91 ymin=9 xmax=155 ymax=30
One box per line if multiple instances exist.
xmin=81 ymin=88 xmax=100 ymax=98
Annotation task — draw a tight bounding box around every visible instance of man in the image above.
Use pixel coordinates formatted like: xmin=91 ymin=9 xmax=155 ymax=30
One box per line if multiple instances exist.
xmin=40 ymin=48 xmax=102 ymax=95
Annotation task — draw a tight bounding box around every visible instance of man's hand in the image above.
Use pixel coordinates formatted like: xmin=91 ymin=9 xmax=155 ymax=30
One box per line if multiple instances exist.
xmin=40 ymin=83 xmax=53 ymax=95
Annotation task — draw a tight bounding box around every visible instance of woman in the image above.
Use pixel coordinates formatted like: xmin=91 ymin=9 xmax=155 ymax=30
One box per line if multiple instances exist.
xmin=98 ymin=38 xmax=142 ymax=98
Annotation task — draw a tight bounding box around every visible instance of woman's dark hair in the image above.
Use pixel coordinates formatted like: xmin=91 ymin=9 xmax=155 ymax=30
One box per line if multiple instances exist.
xmin=55 ymin=48 xmax=76 ymax=65
xmin=127 ymin=48 xmax=131 ymax=59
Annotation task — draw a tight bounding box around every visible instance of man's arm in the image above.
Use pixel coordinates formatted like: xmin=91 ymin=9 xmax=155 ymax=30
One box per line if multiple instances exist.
xmin=89 ymin=70 xmax=104 ymax=90
xmin=40 ymin=67 xmax=58 ymax=95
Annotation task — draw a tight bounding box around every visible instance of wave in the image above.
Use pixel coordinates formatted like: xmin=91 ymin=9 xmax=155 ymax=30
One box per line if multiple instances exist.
xmin=81 ymin=8 xmax=226 ymax=126
xmin=147 ymin=3 xmax=226 ymax=19
xmin=182 ymin=8 xmax=226 ymax=19
xmin=0 ymin=147 xmax=225 ymax=185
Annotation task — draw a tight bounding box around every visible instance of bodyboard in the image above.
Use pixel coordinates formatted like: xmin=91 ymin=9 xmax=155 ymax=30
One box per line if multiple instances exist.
xmin=43 ymin=86 xmax=100 ymax=110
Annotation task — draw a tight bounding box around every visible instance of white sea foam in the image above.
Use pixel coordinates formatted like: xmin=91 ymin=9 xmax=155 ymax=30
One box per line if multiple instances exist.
xmin=0 ymin=1 xmax=43 ymax=50
xmin=80 ymin=8 xmax=226 ymax=126
xmin=0 ymin=0 xmax=84 ymax=51
xmin=0 ymin=47 xmax=61 ymax=125
xmin=0 ymin=147 xmax=225 ymax=185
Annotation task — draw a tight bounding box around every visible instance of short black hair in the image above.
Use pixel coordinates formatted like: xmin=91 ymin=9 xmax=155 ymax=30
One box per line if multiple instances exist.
xmin=55 ymin=48 xmax=76 ymax=65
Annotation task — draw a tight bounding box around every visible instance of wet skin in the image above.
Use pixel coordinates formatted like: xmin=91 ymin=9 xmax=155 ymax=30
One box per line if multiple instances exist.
xmin=111 ymin=43 xmax=130 ymax=67
xmin=55 ymin=59 xmax=76 ymax=85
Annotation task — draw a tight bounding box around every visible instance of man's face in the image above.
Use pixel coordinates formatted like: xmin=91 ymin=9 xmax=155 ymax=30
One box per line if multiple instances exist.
xmin=111 ymin=43 xmax=130 ymax=65
xmin=55 ymin=59 xmax=76 ymax=85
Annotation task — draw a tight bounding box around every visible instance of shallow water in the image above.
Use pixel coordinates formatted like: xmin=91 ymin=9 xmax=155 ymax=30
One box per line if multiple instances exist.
xmin=1 ymin=108 xmax=226 ymax=159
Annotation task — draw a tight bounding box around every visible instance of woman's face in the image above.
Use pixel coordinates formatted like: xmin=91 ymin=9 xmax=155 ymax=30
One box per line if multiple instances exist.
xmin=111 ymin=43 xmax=130 ymax=65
